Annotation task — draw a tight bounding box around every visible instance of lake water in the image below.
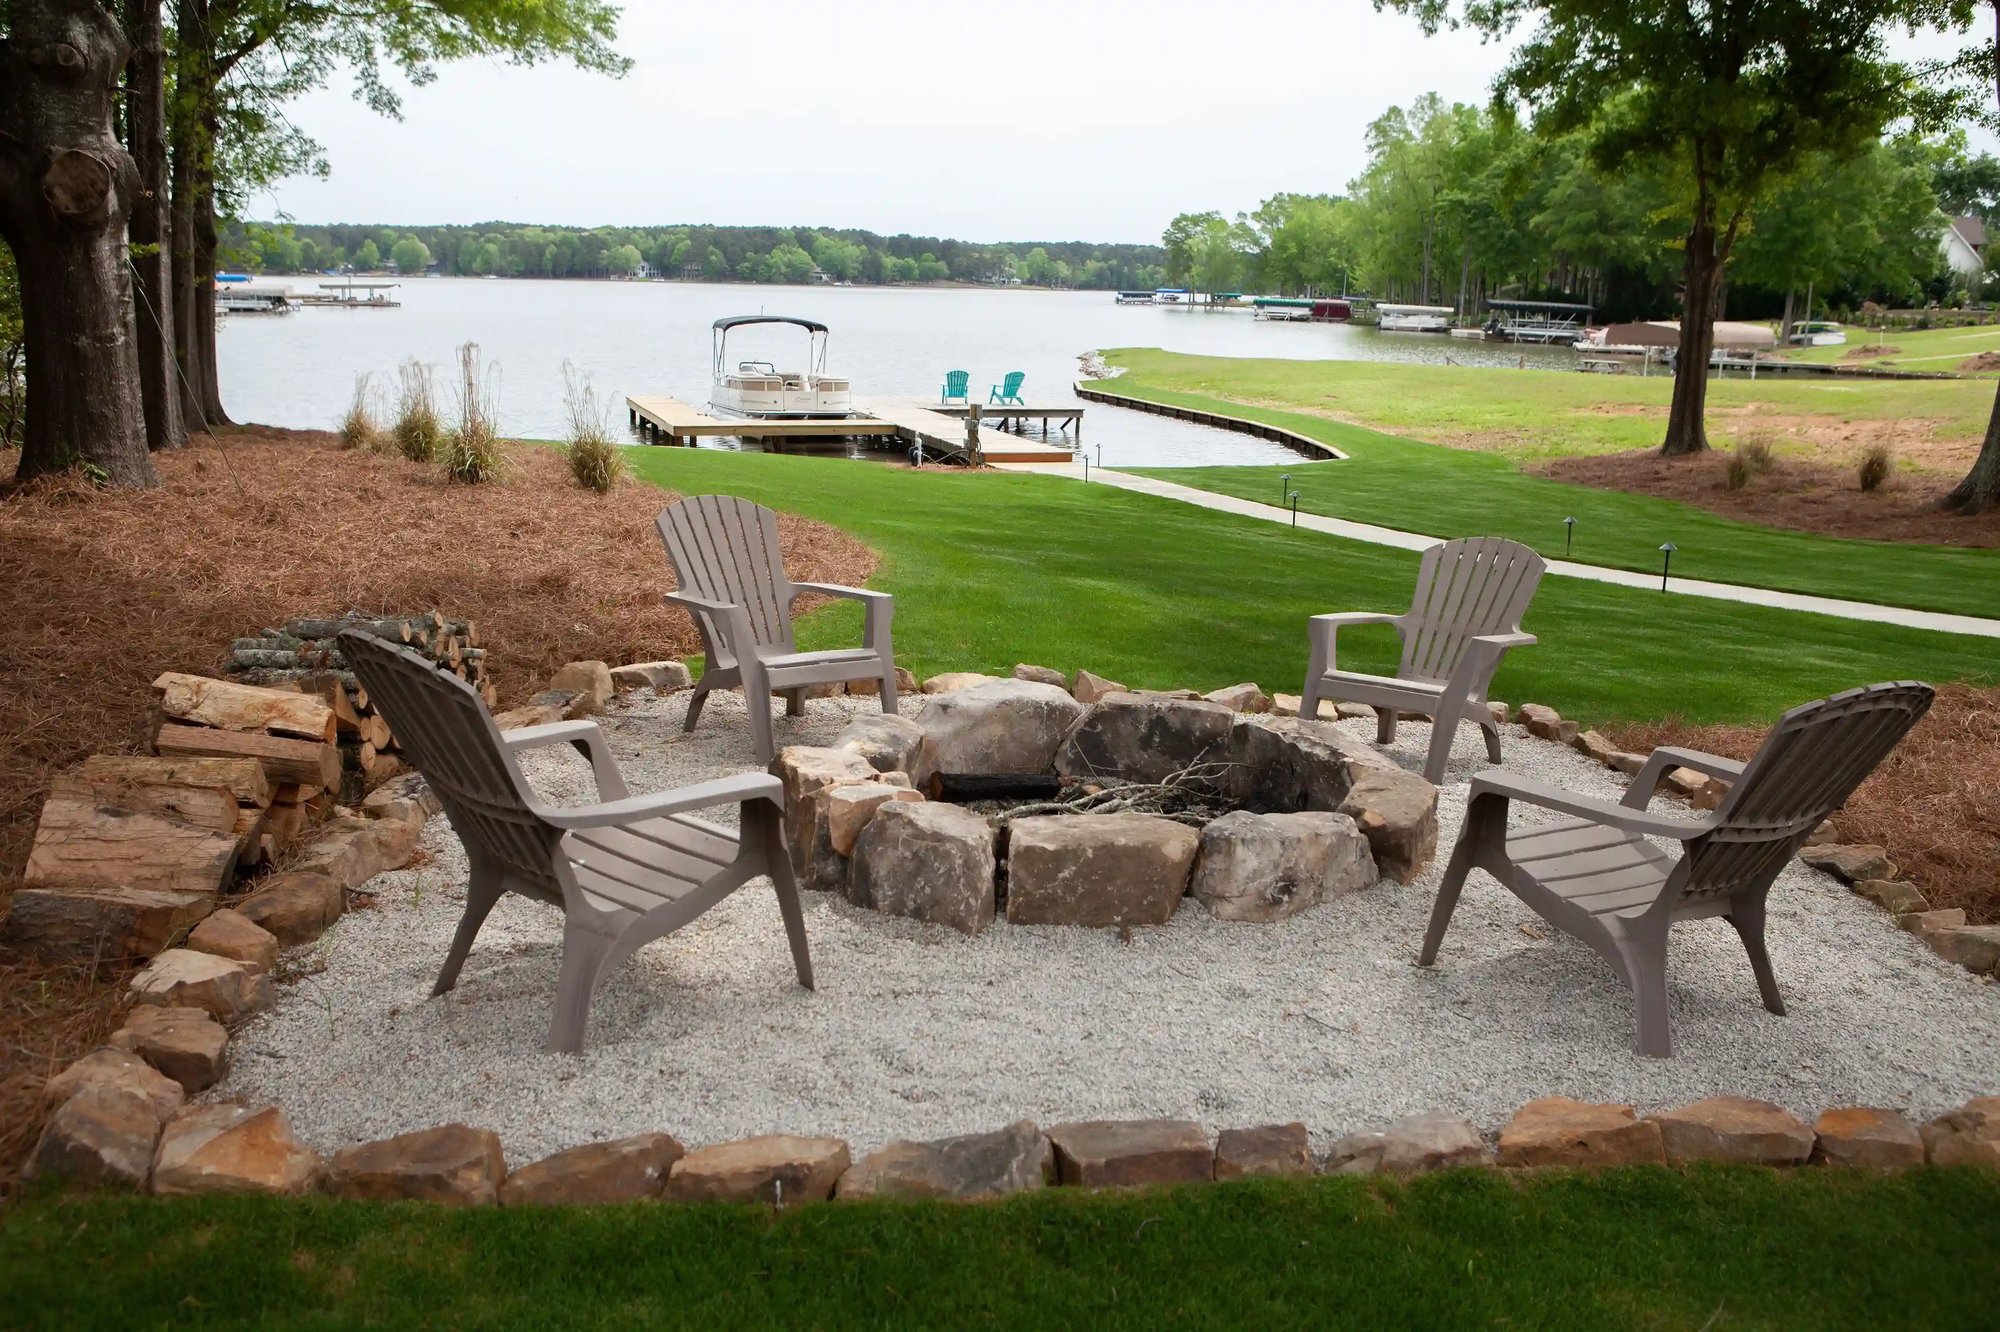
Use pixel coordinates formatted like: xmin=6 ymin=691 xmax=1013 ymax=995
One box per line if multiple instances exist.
xmin=218 ymin=280 xmax=1577 ymax=467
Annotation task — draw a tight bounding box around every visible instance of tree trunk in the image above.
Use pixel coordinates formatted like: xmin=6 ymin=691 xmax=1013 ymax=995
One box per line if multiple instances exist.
xmin=1661 ymin=222 xmax=1723 ymax=457
xmin=168 ymin=0 xmax=229 ymax=429
xmin=1779 ymin=288 xmax=1795 ymax=347
xmin=0 ymin=0 xmax=157 ymax=487
xmin=125 ymin=0 xmax=182 ymax=451
xmin=1939 ymin=387 xmax=2000 ymax=513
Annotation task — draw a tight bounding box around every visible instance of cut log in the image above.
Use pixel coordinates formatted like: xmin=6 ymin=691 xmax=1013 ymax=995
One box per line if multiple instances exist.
xmin=232 ymin=804 xmax=266 ymax=853
xmin=152 ymin=672 xmax=335 ymax=742
xmin=270 ymin=783 xmax=319 ymax=806
xmin=25 ymin=792 xmax=240 ymax=897
xmin=361 ymin=712 xmax=392 ymax=749
xmin=262 ymin=801 xmax=308 ymax=853
xmin=47 ymin=773 xmax=237 ymax=833
xmin=153 ymin=724 xmax=341 ymax=790
xmin=77 ymin=755 xmax=272 ymax=807
xmin=0 ymin=886 xmax=212 ymax=963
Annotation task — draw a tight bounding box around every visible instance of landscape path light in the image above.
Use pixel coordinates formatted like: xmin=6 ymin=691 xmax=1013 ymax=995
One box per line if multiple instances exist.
xmin=1280 ymin=473 xmax=1292 ymax=506
xmin=1659 ymin=542 xmax=1677 ymax=591
xmin=1289 ymin=490 xmax=1301 ymax=528
xmin=1563 ymin=516 xmax=1576 ymax=556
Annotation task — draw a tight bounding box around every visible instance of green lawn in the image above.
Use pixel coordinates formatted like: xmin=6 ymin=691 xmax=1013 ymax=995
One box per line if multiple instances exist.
xmin=5 ymin=1168 xmax=1996 ymax=1329
xmin=1781 ymin=322 xmax=2000 ymax=370
xmin=622 ymin=448 xmax=1995 ymax=726
xmin=1089 ymin=351 xmax=2000 ymax=620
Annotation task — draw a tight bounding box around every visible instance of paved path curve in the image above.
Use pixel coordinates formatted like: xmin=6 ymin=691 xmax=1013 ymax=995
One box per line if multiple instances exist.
xmin=1004 ymin=462 xmax=2000 ymax=640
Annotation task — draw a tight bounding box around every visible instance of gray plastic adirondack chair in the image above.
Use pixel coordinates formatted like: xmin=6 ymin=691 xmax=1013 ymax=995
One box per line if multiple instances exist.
xmin=1420 ymin=681 xmax=1933 ymax=1058
xmin=658 ymin=495 xmax=898 ymax=764
xmin=1300 ymin=536 xmax=1545 ymax=784
xmin=340 ymin=630 xmax=813 ymax=1055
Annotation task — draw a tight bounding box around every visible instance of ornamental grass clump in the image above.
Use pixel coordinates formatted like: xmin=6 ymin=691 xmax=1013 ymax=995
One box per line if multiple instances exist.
xmin=1724 ymin=434 xmax=1774 ymax=491
xmin=1858 ymin=442 xmax=1893 ymax=493
xmin=394 ymin=360 xmax=442 ymax=462
xmin=338 ymin=373 xmax=382 ymax=451
xmin=439 ymin=341 xmax=504 ymax=485
xmin=561 ymin=360 xmax=625 ymax=494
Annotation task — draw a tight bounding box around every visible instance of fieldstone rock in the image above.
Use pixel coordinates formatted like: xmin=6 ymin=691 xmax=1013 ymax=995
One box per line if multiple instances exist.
xmin=917 ymin=679 xmax=1083 ymax=776
xmin=848 ymin=802 xmax=996 ymax=935
xmin=1649 ymin=1096 xmax=1813 ymax=1165
xmin=836 ymin=1121 xmax=1053 ymax=1201
xmin=1663 ymin=767 xmax=1709 ymax=799
xmin=1138 ymin=688 xmax=1205 ymax=701
xmin=547 ymin=660 xmax=614 ymax=714
xmin=1054 ymin=695 xmax=1235 ymax=787
xmin=1228 ymin=715 xmax=1360 ymax=812
xmin=823 ymin=783 xmax=923 ymax=858
xmin=1070 ymin=669 xmax=1126 ymax=705
xmin=1799 ymin=843 xmax=1894 ymax=884
xmin=151 ymin=1103 xmax=320 ymax=1196
xmin=1045 ymin=1119 xmax=1211 ymax=1188
xmin=1517 ymin=704 xmax=1575 ymax=743
xmin=921 ymin=671 xmax=997 ymax=695
xmin=1334 ymin=700 xmax=1378 ymax=721
xmin=876 ymin=771 xmax=913 ymax=788
xmin=499 ymin=1133 xmax=685 ymax=1205
xmin=1926 ymin=925 xmax=2000 ymax=975
xmin=1496 ymin=1097 xmax=1666 ymax=1167
xmin=1012 ymin=663 xmax=1066 ymax=687
xmin=1572 ymin=729 xmax=1618 ymax=764
xmin=0 ymin=886 xmax=211 ymax=965
xmin=107 ymin=1005 xmax=228 ymax=1093
xmin=1812 ymin=1107 xmax=1924 ymax=1169
xmin=291 ymin=814 xmax=421 ymax=889
xmin=831 ymin=713 xmax=937 ymax=789
xmin=772 ymin=745 xmax=880 ymax=890
xmin=610 ymin=660 xmax=693 ymax=693
xmin=1325 ymin=1113 xmax=1491 ymax=1176
xmin=1203 ymin=682 xmax=1273 ymax=714
xmin=1693 ymin=776 xmax=1732 ymax=811
xmin=185 ymin=909 xmax=278 ymax=975
xmin=26 ymin=1084 xmax=160 ymax=1190
xmin=129 ymin=948 xmax=271 ymax=1022
xmin=528 ymin=689 xmax=585 ymax=719
xmin=1340 ymin=764 xmax=1439 ymax=884
xmin=492 ymin=702 xmax=563 ymax=731
xmin=1920 ymin=1096 xmax=2000 ymax=1167
xmin=1270 ymin=693 xmax=1302 ymax=717
xmin=1803 ymin=820 xmax=1838 ymax=846
xmin=1485 ymin=701 xmax=1509 ymax=727
xmin=43 ymin=1047 xmax=184 ymax=1123
xmin=235 ymin=871 xmax=345 ymax=945
xmin=1899 ymin=909 xmax=1966 ymax=936
xmin=667 ymin=1134 xmax=850 ymax=1205
xmin=1212 ymin=1123 xmax=1313 ymax=1180
xmin=362 ymin=773 xmax=441 ymax=826
xmin=327 ymin=1123 xmax=508 ymax=1206
xmin=1607 ymin=751 xmax=1647 ymax=776
xmin=846 ymin=667 xmax=917 ymax=697
xmin=1853 ymin=879 xmax=1929 ymax=915
xmin=1190 ymin=811 xmax=1376 ymax=922
xmin=1006 ymin=814 xmax=1198 ymax=928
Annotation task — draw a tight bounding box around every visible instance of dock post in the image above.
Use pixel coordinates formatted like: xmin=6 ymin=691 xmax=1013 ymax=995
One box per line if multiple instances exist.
xmin=966 ymin=403 xmax=983 ymax=466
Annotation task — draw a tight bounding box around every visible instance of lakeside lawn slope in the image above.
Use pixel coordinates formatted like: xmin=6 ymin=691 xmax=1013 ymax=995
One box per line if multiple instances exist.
xmin=4 ymin=1168 xmax=1995 ymax=1330
xmin=623 ymin=449 xmax=1996 ymax=726
xmin=1094 ymin=349 xmax=2000 ymax=619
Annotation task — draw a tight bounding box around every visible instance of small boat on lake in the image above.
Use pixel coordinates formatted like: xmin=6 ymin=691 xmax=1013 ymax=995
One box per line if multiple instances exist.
xmin=1115 ymin=290 xmax=1156 ymax=305
xmin=1377 ymin=303 xmax=1454 ymax=334
xmin=1785 ymin=320 xmax=1846 ymax=347
xmin=708 ymin=315 xmax=854 ymax=419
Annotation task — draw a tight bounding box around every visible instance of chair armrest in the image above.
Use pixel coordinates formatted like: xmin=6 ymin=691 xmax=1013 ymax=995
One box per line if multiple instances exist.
xmin=539 ymin=772 xmax=784 ymax=830
xmin=502 ymin=720 xmax=630 ymax=801
xmin=1471 ymin=769 xmax=1711 ymax=841
xmin=664 ymin=591 xmax=757 ymax=659
xmin=791 ymin=583 xmax=894 ymax=652
xmin=1307 ymin=612 xmax=1401 ymax=677
xmin=1439 ymin=632 xmax=1538 ymax=705
xmin=1621 ymin=746 xmax=1747 ymax=809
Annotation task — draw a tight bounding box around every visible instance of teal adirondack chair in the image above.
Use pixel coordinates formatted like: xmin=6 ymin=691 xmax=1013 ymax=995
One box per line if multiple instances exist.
xmin=989 ymin=371 xmax=1026 ymax=405
xmin=941 ymin=370 xmax=970 ymax=404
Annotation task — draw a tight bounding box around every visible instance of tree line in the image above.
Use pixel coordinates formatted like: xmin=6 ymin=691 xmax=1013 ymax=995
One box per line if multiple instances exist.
xmin=221 ymin=220 xmax=1168 ymax=289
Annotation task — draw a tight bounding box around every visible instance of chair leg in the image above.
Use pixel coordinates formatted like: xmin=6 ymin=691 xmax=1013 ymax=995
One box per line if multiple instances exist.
xmin=1298 ymin=682 xmax=1323 ymax=721
xmin=546 ymin=923 xmax=615 ymax=1054
xmin=1624 ymin=920 xmax=1674 ymax=1058
xmin=784 ymin=688 xmax=805 ymax=718
xmin=753 ymin=802 xmax=814 ymax=990
xmin=1377 ymin=708 xmax=1398 ymax=744
xmin=1727 ymin=896 xmax=1786 ymax=1016
xmin=682 ymin=685 xmax=710 ymax=735
xmin=877 ymin=663 xmax=898 ymax=716
xmin=432 ymin=859 xmax=504 ymax=996
xmin=1422 ymin=700 xmax=1463 ymax=786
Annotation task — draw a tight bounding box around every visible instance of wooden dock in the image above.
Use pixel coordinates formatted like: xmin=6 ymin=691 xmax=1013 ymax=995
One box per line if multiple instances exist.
xmin=624 ymin=394 xmax=1076 ymax=465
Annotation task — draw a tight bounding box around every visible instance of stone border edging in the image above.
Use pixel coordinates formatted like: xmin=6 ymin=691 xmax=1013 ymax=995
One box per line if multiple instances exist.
xmin=1073 ymin=380 xmax=1347 ymax=461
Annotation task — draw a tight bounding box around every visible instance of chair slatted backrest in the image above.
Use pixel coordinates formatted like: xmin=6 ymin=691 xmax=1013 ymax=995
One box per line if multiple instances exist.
xmin=944 ymin=370 xmax=970 ymax=398
xmin=340 ymin=631 xmax=564 ymax=895
xmin=1399 ymin=537 xmax=1546 ymax=686
xmin=1673 ymin=682 xmax=1933 ymax=904
xmin=656 ymin=495 xmax=796 ymax=653
xmin=1001 ymin=371 xmax=1025 ymax=397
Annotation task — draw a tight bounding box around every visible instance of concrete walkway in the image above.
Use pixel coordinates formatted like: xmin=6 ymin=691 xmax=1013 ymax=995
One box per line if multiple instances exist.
xmin=1005 ymin=462 xmax=2000 ymax=640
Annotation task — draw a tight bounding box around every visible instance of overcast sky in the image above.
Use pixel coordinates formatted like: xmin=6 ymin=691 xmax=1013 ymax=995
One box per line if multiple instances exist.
xmin=261 ymin=1 xmax=1990 ymax=244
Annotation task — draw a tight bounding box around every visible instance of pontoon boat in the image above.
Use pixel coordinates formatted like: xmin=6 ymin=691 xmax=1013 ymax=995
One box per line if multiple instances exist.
xmin=708 ymin=315 xmax=853 ymax=418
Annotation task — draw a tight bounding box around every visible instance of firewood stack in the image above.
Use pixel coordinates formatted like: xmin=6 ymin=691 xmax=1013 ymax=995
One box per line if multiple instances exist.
xmin=222 ymin=610 xmax=493 ymax=803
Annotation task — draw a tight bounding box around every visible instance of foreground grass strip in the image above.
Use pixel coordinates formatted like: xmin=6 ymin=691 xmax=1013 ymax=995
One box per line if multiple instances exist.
xmin=3 ymin=1168 xmax=1996 ymax=1329
xmin=624 ymin=448 xmax=1994 ymax=726
xmin=1102 ymin=348 xmax=2000 ymax=620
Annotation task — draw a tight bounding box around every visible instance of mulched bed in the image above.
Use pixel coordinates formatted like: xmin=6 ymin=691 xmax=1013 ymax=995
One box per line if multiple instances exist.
xmin=1605 ymin=682 xmax=2000 ymax=926
xmin=1535 ymin=448 xmax=2000 ymax=546
xmin=0 ymin=427 xmax=876 ymax=1186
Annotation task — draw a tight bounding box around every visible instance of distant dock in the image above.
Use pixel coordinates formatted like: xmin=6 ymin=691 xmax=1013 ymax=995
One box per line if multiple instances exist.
xmin=624 ymin=394 xmax=1077 ymax=465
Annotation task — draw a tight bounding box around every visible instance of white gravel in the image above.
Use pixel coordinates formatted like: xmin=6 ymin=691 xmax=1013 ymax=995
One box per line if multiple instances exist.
xmin=217 ymin=687 xmax=2000 ymax=1163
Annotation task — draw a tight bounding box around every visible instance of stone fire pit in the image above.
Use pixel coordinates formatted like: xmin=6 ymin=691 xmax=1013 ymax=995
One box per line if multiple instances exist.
xmin=774 ymin=679 xmax=1439 ymax=936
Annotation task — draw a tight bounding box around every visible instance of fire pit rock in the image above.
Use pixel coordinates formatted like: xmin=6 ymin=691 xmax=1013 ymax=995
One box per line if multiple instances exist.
xmin=1005 ymin=814 xmax=1200 ymax=928
xmin=916 ymin=680 xmax=1083 ymax=777
xmin=1228 ymin=716 xmax=1437 ymax=883
xmin=1054 ymin=695 xmax=1235 ymax=787
xmin=832 ymin=714 xmax=937 ymax=790
xmin=848 ymin=801 xmax=998 ymax=935
xmin=1190 ymin=811 xmax=1377 ymax=922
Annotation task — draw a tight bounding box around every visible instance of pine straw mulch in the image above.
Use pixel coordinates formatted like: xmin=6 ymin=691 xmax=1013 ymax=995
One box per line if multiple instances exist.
xmin=1604 ymin=682 xmax=2000 ymax=926
xmin=0 ymin=426 xmax=876 ymax=1187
